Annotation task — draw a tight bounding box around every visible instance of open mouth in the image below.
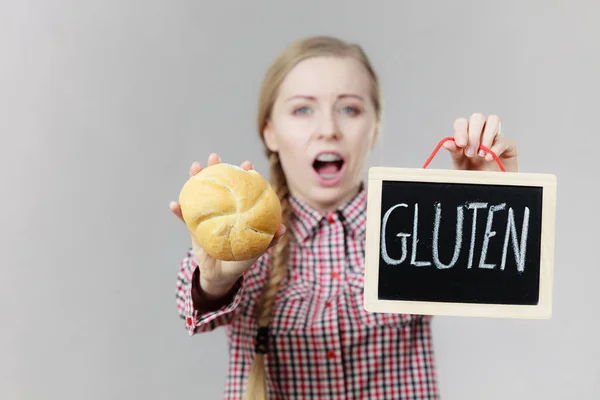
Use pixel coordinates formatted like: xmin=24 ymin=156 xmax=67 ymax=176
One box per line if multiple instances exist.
xmin=312 ymin=152 xmax=346 ymax=181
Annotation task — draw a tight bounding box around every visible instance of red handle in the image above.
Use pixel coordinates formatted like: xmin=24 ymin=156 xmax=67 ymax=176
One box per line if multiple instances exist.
xmin=422 ymin=136 xmax=506 ymax=172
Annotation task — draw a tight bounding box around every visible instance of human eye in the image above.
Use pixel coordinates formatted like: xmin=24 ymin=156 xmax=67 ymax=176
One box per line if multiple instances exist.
xmin=293 ymin=106 xmax=312 ymax=116
xmin=339 ymin=105 xmax=361 ymax=116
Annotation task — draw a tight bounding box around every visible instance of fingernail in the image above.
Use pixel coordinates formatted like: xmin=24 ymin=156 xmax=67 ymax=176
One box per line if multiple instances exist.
xmin=465 ymin=146 xmax=474 ymax=157
xmin=478 ymin=150 xmax=485 ymax=157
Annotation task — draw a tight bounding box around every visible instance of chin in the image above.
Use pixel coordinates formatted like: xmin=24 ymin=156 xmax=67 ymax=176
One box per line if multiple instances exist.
xmin=308 ymin=182 xmax=358 ymax=210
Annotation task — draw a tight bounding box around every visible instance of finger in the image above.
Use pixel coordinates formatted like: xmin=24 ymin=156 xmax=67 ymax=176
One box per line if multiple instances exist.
xmin=442 ymin=140 xmax=458 ymax=152
xmin=479 ymin=115 xmax=500 ymax=157
xmin=189 ymin=161 xmax=202 ymax=177
xmin=169 ymin=201 xmax=184 ymax=222
xmin=466 ymin=113 xmax=486 ymax=158
xmin=267 ymin=224 xmax=287 ymax=249
xmin=484 ymin=136 xmax=511 ymax=162
xmin=442 ymin=139 xmax=462 ymax=158
xmin=240 ymin=160 xmax=254 ymax=171
xmin=453 ymin=118 xmax=468 ymax=148
xmin=275 ymin=223 xmax=286 ymax=239
xmin=207 ymin=153 xmax=221 ymax=167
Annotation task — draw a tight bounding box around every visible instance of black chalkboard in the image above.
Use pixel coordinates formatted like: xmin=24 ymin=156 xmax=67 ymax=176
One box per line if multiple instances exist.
xmin=364 ymin=167 xmax=556 ymax=319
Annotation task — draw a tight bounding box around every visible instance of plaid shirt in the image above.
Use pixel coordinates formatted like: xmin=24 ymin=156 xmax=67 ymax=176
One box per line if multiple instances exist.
xmin=176 ymin=186 xmax=439 ymax=399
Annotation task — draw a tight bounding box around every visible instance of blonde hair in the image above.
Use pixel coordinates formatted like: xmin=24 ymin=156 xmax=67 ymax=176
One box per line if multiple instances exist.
xmin=243 ymin=35 xmax=383 ymax=400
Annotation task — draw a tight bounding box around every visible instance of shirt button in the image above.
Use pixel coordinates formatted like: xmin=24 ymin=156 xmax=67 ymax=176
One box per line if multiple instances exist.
xmin=325 ymin=301 xmax=331 ymax=308
xmin=331 ymin=272 xmax=340 ymax=278
xmin=327 ymin=351 xmax=336 ymax=359
xmin=327 ymin=212 xmax=335 ymax=223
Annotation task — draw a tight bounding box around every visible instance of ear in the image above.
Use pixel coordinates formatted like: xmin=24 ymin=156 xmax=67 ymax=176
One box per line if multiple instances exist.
xmin=263 ymin=120 xmax=279 ymax=152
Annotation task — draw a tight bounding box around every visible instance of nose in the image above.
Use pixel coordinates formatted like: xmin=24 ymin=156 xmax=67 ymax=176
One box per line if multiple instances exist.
xmin=315 ymin=111 xmax=342 ymax=140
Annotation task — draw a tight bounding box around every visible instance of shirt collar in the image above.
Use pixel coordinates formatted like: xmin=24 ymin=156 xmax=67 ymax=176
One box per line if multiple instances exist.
xmin=288 ymin=182 xmax=368 ymax=245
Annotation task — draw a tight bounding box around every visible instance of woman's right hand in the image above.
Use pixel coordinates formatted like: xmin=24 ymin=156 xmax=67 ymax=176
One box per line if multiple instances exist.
xmin=169 ymin=153 xmax=286 ymax=300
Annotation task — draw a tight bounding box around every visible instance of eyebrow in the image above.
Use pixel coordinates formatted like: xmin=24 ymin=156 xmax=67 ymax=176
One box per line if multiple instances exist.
xmin=285 ymin=94 xmax=365 ymax=102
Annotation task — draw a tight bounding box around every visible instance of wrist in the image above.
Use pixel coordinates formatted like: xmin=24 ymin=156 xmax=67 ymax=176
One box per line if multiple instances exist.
xmin=199 ymin=275 xmax=239 ymax=300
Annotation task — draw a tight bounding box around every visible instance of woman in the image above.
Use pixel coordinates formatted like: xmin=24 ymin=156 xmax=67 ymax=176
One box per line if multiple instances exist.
xmin=170 ymin=35 xmax=518 ymax=400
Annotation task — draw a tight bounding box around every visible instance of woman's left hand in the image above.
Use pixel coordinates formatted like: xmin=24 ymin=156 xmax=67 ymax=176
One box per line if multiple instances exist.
xmin=443 ymin=113 xmax=518 ymax=173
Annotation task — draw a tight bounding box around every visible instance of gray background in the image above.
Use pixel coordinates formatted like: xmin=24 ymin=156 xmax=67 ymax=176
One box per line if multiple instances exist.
xmin=1 ymin=0 xmax=598 ymax=399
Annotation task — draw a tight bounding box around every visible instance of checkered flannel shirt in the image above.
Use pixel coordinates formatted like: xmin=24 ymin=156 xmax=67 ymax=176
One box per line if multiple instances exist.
xmin=176 ymin=186 xmax=439 ymax=399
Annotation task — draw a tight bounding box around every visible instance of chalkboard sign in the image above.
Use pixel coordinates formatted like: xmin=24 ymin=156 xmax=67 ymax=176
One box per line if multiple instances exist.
xmin=364 ymin=167 xmax=557 ymax=319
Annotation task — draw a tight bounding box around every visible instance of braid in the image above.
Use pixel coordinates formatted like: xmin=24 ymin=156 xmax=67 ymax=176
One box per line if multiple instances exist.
xmin=257 ymin=153 xmax=291 ymax=326
xmin=242 ymin=152 xmax=291 ymax=400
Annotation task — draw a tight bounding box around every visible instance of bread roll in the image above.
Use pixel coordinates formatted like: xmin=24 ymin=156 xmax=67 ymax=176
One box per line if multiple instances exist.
xmin=178 ymin=163 xmax=282 ymax=261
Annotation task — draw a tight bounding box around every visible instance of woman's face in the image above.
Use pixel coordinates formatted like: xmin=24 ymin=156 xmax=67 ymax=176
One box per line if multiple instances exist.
xmin=263 ymin=56 xmax=379 ymax=212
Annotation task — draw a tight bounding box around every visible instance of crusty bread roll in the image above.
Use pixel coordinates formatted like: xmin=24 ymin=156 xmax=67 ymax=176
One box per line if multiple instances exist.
xmin=178 ymin=163 xmax=282 ymax=261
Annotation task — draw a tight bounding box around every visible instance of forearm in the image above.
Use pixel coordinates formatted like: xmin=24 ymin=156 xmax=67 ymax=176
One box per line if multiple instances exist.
xmin=199 ymin=259 xmax=256 ymax=301
xmin=198 ymin=258 xmax=255 ymax=301
xmin=176 ymin=249 xmax=244 ymax=334
xmin=199 ymin=276 xmax=238 ymax=302
xmin=193 ymin=267 xmax=241 ymax=313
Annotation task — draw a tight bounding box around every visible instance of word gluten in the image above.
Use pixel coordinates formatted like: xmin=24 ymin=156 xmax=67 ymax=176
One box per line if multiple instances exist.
xmin=381 ymin=201 xmax=529 ymax=272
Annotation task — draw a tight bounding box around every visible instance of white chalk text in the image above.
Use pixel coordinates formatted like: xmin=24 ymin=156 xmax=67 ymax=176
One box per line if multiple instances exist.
xmin=381 ymin=202 xmax=530 ymax=272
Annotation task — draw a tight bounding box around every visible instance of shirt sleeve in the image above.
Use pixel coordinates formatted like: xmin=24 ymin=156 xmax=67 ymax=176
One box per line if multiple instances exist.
xmin=175 ymin=248 xmax=246 ymax=335
xmin=175 ymin=248 xmax=270 ymax=336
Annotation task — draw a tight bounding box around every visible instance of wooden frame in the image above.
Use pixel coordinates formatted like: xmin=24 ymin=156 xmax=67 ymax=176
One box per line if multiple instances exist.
xmin=363 ymin=167 xmax=557 ymax=319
